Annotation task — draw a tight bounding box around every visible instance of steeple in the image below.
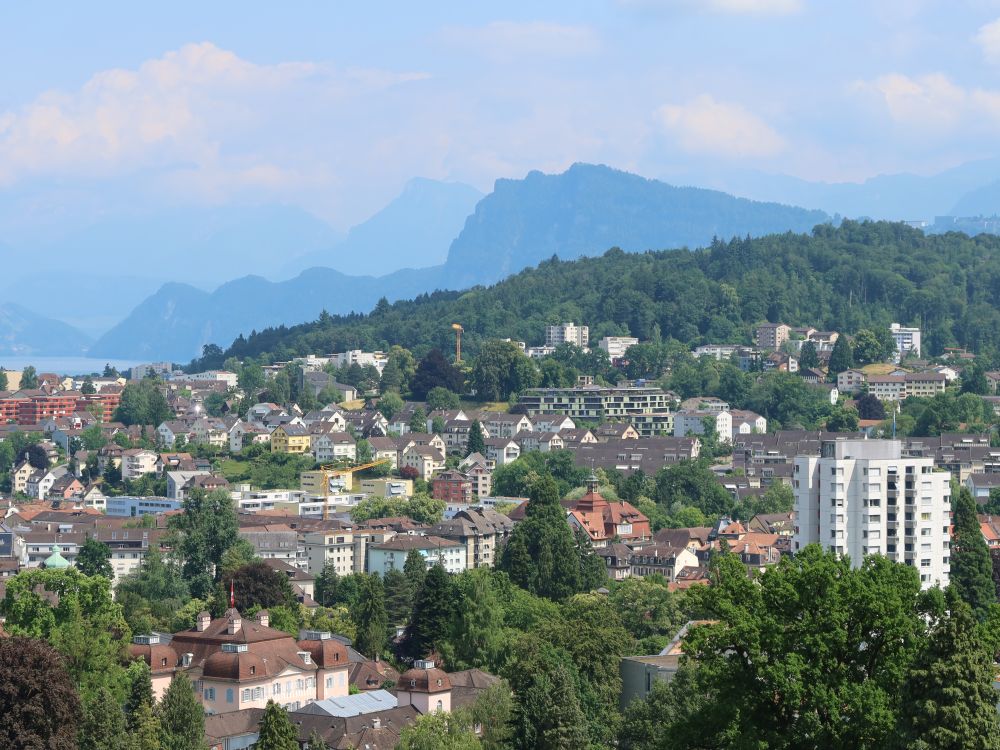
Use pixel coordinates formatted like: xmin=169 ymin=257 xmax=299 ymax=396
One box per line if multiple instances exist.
xmin=586 ymin=470 xmax=600 ymax=495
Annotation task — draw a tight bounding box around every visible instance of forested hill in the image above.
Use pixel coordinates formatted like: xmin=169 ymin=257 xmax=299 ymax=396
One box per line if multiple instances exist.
xmin=193 ymin=221 xmax=1000 ymax=368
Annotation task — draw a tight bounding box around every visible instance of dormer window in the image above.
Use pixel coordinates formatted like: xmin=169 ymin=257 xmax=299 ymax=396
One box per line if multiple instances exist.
xmin=250 ymin=666 xmax=255 ymax=676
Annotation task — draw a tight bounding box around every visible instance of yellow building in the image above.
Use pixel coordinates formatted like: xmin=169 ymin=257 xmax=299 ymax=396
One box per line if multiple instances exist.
xmin=301 ymin=470 xmax=353 ymax=494
xmin=271 ymin=424 xmax=311 ymax=454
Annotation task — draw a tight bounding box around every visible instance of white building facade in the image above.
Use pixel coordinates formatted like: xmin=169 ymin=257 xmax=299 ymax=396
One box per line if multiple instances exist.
xmin=793 ymin=439 xmax=950 ymax=589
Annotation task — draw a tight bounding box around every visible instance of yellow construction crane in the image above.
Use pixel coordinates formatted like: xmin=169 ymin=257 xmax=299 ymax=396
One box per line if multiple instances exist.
xmin=318 ymin=458 xmax=391 ymax=519
xmin=452 ymin=323 xmax=464 ymax=362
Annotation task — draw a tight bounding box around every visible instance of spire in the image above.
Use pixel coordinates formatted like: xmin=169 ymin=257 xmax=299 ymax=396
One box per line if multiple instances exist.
xmin=586 ymin=468 xmax=599 ymax=495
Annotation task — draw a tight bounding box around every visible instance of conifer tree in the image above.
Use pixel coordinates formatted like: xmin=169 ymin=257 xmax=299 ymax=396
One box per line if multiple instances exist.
xmin=406 ymin=563 xmax=453 ymax=659
xmin=353 ymin=573 xmax=388 ymax=657
xmin=79 ymin=687 xmax=130 ymax=750
xmin=131 ymin=699 xmax=163 ymax=750
xmin=403 ymin=548 xmax=427 ymax=592
xmin=892 ymin=591 xmax=1000 ymax=750
xmin=466 ymin=420 xmax=486 ymax=457
xmin=307 ymin=730 xmax=328 ymax=750
xmin=256 ymin=700 xmax=300 ymax=750
xmin=950 ymin=487 xmax=996 ymax=620
xmin=827 ymin=335 xmax=853 ymax=376
xmin=383 ymin=568 xmax=413 ymax=626
xmin=509 ymin=658 xmax=589 ymax=750
xmin=158 ymin=673 xmax=205 ymax=750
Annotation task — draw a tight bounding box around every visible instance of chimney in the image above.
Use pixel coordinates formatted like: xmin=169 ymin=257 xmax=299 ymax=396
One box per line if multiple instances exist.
xmin=372 ymin=718 xmax=381 ymax=730
xmin=196 ymin=611 xmax=211 ymax=632
xmin=227 ymin=610 xmax=242 ymax=635
xmin=256 ymin=610 xmax=270 ymax=628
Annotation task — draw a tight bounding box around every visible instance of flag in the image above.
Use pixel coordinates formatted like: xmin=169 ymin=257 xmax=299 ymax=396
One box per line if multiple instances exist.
xmin=230 ymin=579 xmax=235 ymax=608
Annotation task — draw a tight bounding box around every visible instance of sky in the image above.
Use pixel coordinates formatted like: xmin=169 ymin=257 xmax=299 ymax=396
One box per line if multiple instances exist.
xmin=2 ymin=1 xmax=1000 ymax=230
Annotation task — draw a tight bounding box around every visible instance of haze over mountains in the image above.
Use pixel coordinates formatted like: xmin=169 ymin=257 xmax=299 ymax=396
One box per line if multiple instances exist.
xmin=8 ymin=157 xmax=1000 ymax=361
xmin=89 ymin=164 xmax=828 ymax=360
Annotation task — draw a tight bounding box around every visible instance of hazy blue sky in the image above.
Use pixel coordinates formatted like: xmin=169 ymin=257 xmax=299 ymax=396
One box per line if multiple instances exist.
xmin=2 ymin=1 xmax=1000 ymax=228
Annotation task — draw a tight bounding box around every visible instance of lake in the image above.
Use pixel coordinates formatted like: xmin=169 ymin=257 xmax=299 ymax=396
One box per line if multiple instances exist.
xmin=0 ymin=356 xmax=144 ymax=377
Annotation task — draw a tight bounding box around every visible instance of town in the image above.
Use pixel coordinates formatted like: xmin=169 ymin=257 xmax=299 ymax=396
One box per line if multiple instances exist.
xmin=3 ymin=314 xmax=999 ymax=748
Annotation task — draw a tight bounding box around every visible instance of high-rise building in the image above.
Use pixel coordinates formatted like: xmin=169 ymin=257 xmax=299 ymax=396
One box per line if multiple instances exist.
xmin=545 ymin=322 xmax=589 ymax=348
xmin=889 ymin=323 xmax=921 ymax=361
xmin=793 ymin=438 xmax=950 ymax=589
xmin=598 ymin=336 xmax=638 ymax=360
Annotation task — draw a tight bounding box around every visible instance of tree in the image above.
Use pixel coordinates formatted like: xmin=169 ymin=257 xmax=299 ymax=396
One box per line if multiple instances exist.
xmin=219 ymin=561 xmax=297 ymax=613
xmin=471 ymin=340 xmax=539 ymax=401
xmin=383 ymin=567 xmax=413 ymax=627
xmin=256 ymin=700 xmax=300 ymax=750
xmin=828 ymin=335 xmax=853 ymax=375
xmin=409 ymin=406 xmax=428 ymax=433
xmin=306 ymin=730 xmax=328 ymax=750
xmin=104 ymin=364 xmax=120 ymax=378
xmin=404 ymin=548 xmax=428 ymax=592
xmin=961 ymin=362 xmax=990 ymax=395
xmin=950 ymin=487 xmax=996 ymax=620
xmin=157 ymin=673 xmax=205 ymax=750
xmin=80 ymin=377 xmax=97 ymax=395
xmin=0 ymin=369 xmax=7 ymax=390
xmin=406 ymin=564 xmax=454 ymax=659
xmin=21 ymin=365 xmax=39 ymax=389
xmin=314 ymin=561 xmax=340 ymax=608
xmin=674 ymin=545 xmax=931 ymax=748
xmin=350 ymin=495 xmax=445 ymax=525
xmin=76 ymin=538 xmax=113 ymax=579
xmin=396 ymin=711 xmax=480 ymax=750
xmin=168 ymin=488 xmax=239 ymax=597
xmin=114 ymin=379 xmax=173 ymax=426
xmin=239 ymin=361 xmax=266 ymax=395
xmin=891 ymin=589 xmax=1000 ymax=750
xmin=411 ymin=349 xmax=464 ymax=399
xmin=353 ymin=573 xmax=388 ymax=657
xmin=465 ymin=420 xmax=486 ymax=457
xmin=426 ymin=386 xmax=461 ymax=412
xmin=498 ymin=476 xmax=586 ymax=601
xmin=853 ymin=327 xmax=897 ymax=365
xmin=446 ymin=570 xmax=506 ymax=671
xmin=507 ymin=639 xmax=589 ymax=750
xmin=826 ymin=405 xmax=860 ymax=432
xmin=0 ymin=636 xmax=81 ymax=750
xmin=17 ymin=441 xmax=49 ymax=469
xmin=798 ymin=340 xmax=819 ymax=369
xmin=79 ymin=686 xmax=130 ymax=750
xmin=857 ymin=392 xmax=887 ymax=420
xmin=2 ymin=568 xmax=130 ymax=701
xmin=377 ymin=392 xmax=404 ymax=420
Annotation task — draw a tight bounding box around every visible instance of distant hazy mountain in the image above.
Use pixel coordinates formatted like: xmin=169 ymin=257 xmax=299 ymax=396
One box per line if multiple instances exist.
xmin=697 ymin=157 xmax=1000 ymax=221
xmin=440 ymin=163 xmax=829 ymax=288
xmin=951 ymin=179 xmax=1000 ymax=216
xmin=0 ymin=304 xmax=91 ymax=356
xmin=89 ymin=267 xmax=442 ymax=361
xmin=284 ymin=178 xmax=483 ymax=275
xmin=93 ymin=163 xmax=830 ymax=360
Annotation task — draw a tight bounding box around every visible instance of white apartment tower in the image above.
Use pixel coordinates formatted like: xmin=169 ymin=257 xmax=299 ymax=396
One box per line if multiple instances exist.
xmin=793 ymin=439 xmax=950 ymax=589
xmin=889 ymin=323 xmax=921 ymax=361
xmin=545 ymin=323 xmax=589 ymax=349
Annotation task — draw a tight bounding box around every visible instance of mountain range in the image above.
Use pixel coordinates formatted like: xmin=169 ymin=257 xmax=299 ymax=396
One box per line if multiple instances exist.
xmin=89 ymin=164 xmax=829 ymax=360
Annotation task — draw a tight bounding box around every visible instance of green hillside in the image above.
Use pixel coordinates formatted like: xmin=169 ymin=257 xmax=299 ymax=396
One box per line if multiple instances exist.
xmin=193 ymin=220 xmax=1000 ymax=368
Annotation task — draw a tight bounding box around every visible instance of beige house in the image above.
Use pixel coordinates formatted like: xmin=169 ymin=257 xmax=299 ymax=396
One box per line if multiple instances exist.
xmin=400 ymin=446 xmax=445 ymax=480
xmin=121 ymin=449 xmax=158 ymax=481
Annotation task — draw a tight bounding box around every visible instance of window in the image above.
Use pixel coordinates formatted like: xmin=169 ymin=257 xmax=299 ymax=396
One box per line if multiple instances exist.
xmin=242 ymin=689 xmax=250 ymax=702
xmin=326 ymin=676 xmax=333 ymax=689
xmin=204 ymin=687 xmax=215 ymax=701
xmin=226 ymin=688 xmax=233 ymax=704
xmin=274 ymin=683 xmax=281 ymax=695
xmin=250 ymin=665 xmax=255 ymax=676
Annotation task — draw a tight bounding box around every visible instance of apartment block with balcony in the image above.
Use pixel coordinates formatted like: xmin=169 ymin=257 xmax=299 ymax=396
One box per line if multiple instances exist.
xmin=793 ymin=439 xmax=950 ymax=589
xmin=544 ymin=322 xmax=589 ymax=348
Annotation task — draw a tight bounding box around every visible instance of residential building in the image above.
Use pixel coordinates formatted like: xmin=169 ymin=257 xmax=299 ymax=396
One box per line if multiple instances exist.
xmin=432 ymin=470 xmax=473 ymax=505
xmin=400 ymin=446 xmax=446 ymax=480
xmin=599 ymin=336 xmax=639 ymax=361
xmin=904 ymin=371 xmax=947 ymax=398
xmin=121 ymin=449 xmax=158 ymax=481
xmin=755 ymin=322 xmax=790 ymax=351
xmin=483 ymin=438 xmax=521 ymax=468
xmin=867 ymin=375 xmax=906 ymax=402
xmin=544 ymin=322 xmax=589 ymax=348
xmin=303 ymin=529 xmax=356 ymax=576
xmin=518 ymin=385 xmax=672 ymax=422
xmin=271 ymin=424 xmax=312 ymax=454
xmin=458 ymin=454 xmax=492 ymax=498
xmin=566 ymin=474 xmax=652 ymax=549
xmin=367 ymin=536 xmax=467 ymax=575
xmin=429 ymin=508 xmax=514 ymax=569
xmin=673 ymin=410 xmax=733 ymax=444
xmin=890 ymin=323 xmax=921 ymax=360
xmin=837 ymin=369 xmax=867 ymax=394
xmin=160 ymin=611 xmax=350 ymax=713
xmin=106 ymin=496 xmax=183 ymax=517
xmin=310 ymin=429 xmax=357 ymax=463
xmin=793 ymin=439 xmax=951 ymax=589
xmin=629 ymin=544 xmax=699 ymax=580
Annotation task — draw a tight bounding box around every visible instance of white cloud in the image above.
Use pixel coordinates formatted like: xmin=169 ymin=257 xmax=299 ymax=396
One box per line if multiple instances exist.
xmin=439 ymin=21 xmax=600 ymax=62
xmin=852 ymin=72 xmax=1000 ymax=132
xmin=976 ymin=18 xmax=1000 ymax=64
xmin=619 ymin=0 xmax=802 ymax=15
xmin=0 ymin=42 xmax=428 ymax=194
xmin=656 ymin=95 xmax=786 ymax=157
